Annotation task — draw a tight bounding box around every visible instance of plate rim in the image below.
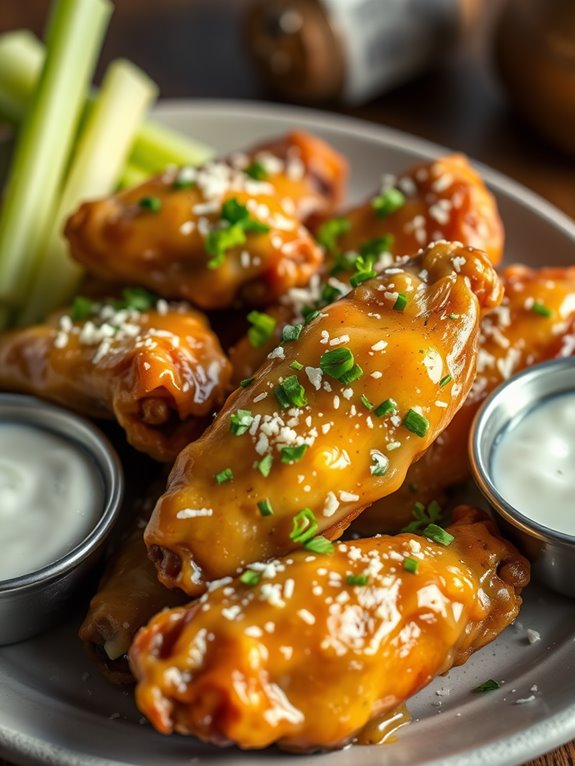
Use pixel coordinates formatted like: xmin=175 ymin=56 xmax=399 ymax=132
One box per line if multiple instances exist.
xmin=2 ymin=97 xmax=575 ymax=766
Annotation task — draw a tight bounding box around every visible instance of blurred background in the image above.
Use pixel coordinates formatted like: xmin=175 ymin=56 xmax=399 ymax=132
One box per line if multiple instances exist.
xmin=0 ymin=0 xmax=574 ymax=213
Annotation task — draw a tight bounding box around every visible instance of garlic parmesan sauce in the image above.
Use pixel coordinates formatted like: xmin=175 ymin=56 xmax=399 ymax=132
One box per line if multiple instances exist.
xmin=0 ymin=423 xmax=103 ymax=580
xmin=493 ymin=393 xmax=575 ymax=536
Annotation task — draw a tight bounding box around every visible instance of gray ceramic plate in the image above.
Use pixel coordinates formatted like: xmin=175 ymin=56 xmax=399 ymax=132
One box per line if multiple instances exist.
xmin=2 ymin=101 xmax=575 ymax=766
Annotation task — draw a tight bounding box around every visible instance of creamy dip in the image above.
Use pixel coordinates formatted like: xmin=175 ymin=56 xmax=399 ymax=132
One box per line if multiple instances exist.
xmin=0 ymin=423 xmax=103 ymax=580
xmin=493 ymin=393 xmax=575 ymax=536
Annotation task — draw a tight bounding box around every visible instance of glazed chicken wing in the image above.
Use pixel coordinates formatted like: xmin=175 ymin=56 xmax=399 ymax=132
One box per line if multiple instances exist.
xmin=0 ymin=293 xmax=231 ymax=461
xmin=356 ymin=264 xmax=575 ymax=534
xmin=229 ymin=153 xmax=503 ymax=385
xmin=145 ymin=242 xmax=502 ymax=595
xmin=65 ymin=132 xmax=347 ymax=309
xmin=130 ymin=506 xmax=529 ymax=751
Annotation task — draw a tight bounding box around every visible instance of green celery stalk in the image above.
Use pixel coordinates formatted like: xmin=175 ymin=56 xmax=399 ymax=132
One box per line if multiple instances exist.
xmin=0 ymin=30 xmax=44 ymax=124
xmin=128 ymin=119 xmax=213 ymax=173
xmin=117 ymin=159 xmax=151 ymax=190
xmin=17 ymin=59 xmax=159 ymax=326
xmin=0 ymin=0 xmax=113 ymax=320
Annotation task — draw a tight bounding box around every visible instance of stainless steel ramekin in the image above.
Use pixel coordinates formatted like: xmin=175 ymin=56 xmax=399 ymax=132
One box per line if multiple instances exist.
xmin=470 ymin=357 xmax=575 ymax=598
xmin=0 ymin=394 xmax=124 ymax=644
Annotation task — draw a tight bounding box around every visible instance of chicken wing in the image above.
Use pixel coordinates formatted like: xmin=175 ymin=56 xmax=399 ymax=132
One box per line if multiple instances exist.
xmin=130 ymin=506 xmax=529 ymax=751
xmin=0 ymin=292 xmax=231 ymax=461
xmin=65 ymin=132 xmax=347 ymax=309
xmin=355 ymin=264 xmax=575 ymax=534
xmin=145 ymin=242 xmax=502 ymax=595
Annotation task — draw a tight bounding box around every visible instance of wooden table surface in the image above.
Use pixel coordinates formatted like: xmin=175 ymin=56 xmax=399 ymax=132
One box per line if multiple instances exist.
xmin=1 ymin=1 xmax=575 ymax=765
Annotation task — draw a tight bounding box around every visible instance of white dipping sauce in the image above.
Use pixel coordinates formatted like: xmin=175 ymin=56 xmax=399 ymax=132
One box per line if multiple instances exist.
xmin=0 ymin=423 xmax=103 ymax=580
xmin=493 ymin=393 xmax=575 ymax=536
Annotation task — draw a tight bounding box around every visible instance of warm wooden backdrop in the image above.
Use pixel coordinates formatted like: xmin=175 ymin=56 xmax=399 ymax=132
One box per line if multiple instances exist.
xmin=0 ymin=1 xmax=574 ymax=765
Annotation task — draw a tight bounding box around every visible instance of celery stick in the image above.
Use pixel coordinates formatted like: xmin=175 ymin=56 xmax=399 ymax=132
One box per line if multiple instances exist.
xmin=0 ymin=30 xmax=44 ymax=123
xmin=18 ymin=59 xmax=158 ymax=325
xmin=0 ymin=0 xmax=112 ymax=308
xmin=128 ymin=119 xmax=213 ymax=174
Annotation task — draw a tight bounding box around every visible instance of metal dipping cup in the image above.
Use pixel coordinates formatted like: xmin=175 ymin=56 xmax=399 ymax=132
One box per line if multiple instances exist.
xmin=469 ymin=357 xmax=575 ymax=599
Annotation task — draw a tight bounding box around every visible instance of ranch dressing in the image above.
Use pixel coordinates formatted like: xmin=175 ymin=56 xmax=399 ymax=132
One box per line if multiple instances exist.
xmin=493 ymin=393 xmax=575 ymax=536
xmin=0 ymin=423 xmax=103 ymax=580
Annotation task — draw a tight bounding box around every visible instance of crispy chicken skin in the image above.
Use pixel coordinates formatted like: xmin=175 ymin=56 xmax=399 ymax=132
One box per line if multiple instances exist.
xmin=356 ymin=264 xmax=575 ymax=534
xmin=64 ymin=132 xmax=347 ymax=310
xmin=0 ymin=298 xmax=231 ymax=462
xmin=130 ymin=506 xmax=529 ymax=751
xmin=145 ymin=242 xmax=502 ymax=595
xmin=229 ymin=154 xmax=504 ymax=385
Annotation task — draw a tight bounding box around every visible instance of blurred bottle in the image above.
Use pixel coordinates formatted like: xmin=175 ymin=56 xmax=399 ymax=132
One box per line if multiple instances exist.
xmin=495 ymin=0 xmax=575 ymax=156
xmin=244 ymin=0 xmax=480 ymax=105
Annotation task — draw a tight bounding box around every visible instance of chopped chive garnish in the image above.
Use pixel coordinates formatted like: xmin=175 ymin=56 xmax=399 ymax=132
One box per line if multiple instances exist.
xmin=403 ymin=557 xmax=419 ymax=574
xmin=245 ymin=160 xmax=268 ymax=180
xmin=374 ymin=398 xmax=397 ymax=417
xmin=302 ymin=307 xmax=320 ymax=324
xmin=403 ymin=408 xmax=429 ymax=437
xmin=205 ymin=225 xmax=246 ymax=268
xmin=274 ymin=375 xmax=307 ymax=409
xmin=350 ymin=270 xmax=376 ymax=288
xmin=370 ymin=450 xmax=389 ymax=476
xmin=290 ymin=508 xmax=318 ymax=543
xmin=474 ymin=679 xmax=500 ymax=693
xmin=321 ymin=283 xmax=342 ymax=304
xmin=531 ymin=301 xmax=552 ymax=318
xmin=239 ymin=376 xmax=255 ymax=388
xmin=230 ymin=409 xmax=254 ymax=436
xmin=215 ymin=467 xmax=233 ymax=484
xmin=316 ymin=217 xmax=350 ymax=254
xmin=281 ymin=443 xmax=308 ymax=463
xmin=171 ymin=177 xmax=195 ymax=190
xmin=121 ymin=287 xmax=157 ymax=312
xmin=338 ymin=364 xmax=363 ymax=385
xmin=304 ymin=535 xmax=334 ymax=554
xmin=360 ymin=394 xmax=373 ymax=410
xmin=70 ymin=296 xmax=94 ymax=321
xmin=393 ymin=293 xmax=408 ymax=312
xmin=448 ymin=313 xmax=457 ymax=320
xmin=240 ymin=570 xmax=261 ymax=586
xmin=319 ymin=347 xmax=354 ymax=380
xmin=282 ymin=323 xmax=303 ymax=342
xmin=290 ymin=360 xmax=304 ymax=371
xmin=221 ymin=198 xmax=270 ymax=232
xmin=257 ymin=454 xmax=273 ymax=477
xmin=439 ymin=374 xmax=452 ymax=387
xmin=359 ymin=234 xmax=394 ymax=260
xmin=247 ymin=310 xmax=277 ymax=348
xmin=257 ymin=498 xmax=274 ymax=516
xmin=347 ymin=573 xmax=369 ymax=586
xmin=329 ymin=250 xmax=359 ymax=276
xmin=372 ymin=187 xmax=405 ymax=218
xmin=138 ymin=196 xmax=162 ymax=212
xmin=401 ymin=499 xmax=443 ymax=533
xmin=422 ymin=523 xmax=454 ymax=546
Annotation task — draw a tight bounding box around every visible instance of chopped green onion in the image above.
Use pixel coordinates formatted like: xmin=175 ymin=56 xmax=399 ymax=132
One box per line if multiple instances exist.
xmin=70 ymin=296 xmax=95 ymax=321
xmin=401 ymin=499 xmax=443 ymax=533
xmin=282 ymin=323 xmax=303 ymax=342
xmin=205 ymin=225 xmax=246 ymax=268
xmin=302 ymin=307 xmax=321 ymax=325
xmin=329 ymin=250 xmax=359 ymax=276
xmin=474 ymin=679 xmax=500 ymax=693
xmin=257 ymin=454 xmax=273 ymax=477
xmin=214 ymin=467 xmax=234 ymax=484
xmin=316 ymin=217 xmax=350 ymax=253
xmin=304 ymin=536 xmax=334 ymax=554
xmin=403 ymin=408 xmax=429 ymax=437
xmin=439 ymin=374 xmax=452 ymax=388
xmin=338 ymin=364 xmax=363 ymax=385
xmin=290 ymin=360 xmax=304 ymax=371
xmin=372 ymin=188 xmax=405 ymax=218
xmin=247 ymin=310 xmax=276 ymax=348
xmin=240 ymin=570 xmax=261 ymax=587
xmin=230 ymin=409 xmax=254 ymax=436
xmin=448 ymin=313 xmax=457 ymax=320
xmin=370 ymin=451 xmax=389 ymax=476
xmin=280 ymin=444 xmax=308 ymax=463
xmin=290 ymin=508 xmax=318 ymax=543
xmin=403 ymin=557 xmax=419 ymax=574
xmin=531 ymin=301 xmax=552 ymax=318
xmin=374 ymin=398 xmax=397 ymax=417
xmin=171 ymin=177 xmax=195 ymax=191
xmin=321 ymin=283 xmax=342 ymax=305
xmin=393 ymin=293 xmax=408 ymax=312
xmin=359 ymin=235 xmax=394 ymax=260
xmin=245 ymin=160 xmax=268 ymax=180
xmin=347 ymin=573 xmax=369 ymax=586
xmin=274 ymin=375 xmax=307 ymax=409
xmin=221 ymin=198 xmax=249 ymax=225
xmin=138 ymin=195 xmax=161 ymax=212
xmin=319 ymin=347 xmax=354 ymax=379
xmin=122 ymin=286 xmax=156 ymax=312
xmin=350 ymin=270 xmax=376 ymax=288
xmin=239 ymin=377 xmax=255 ymax=388
xmin=257 ymin=498 xmax=274 ymax=516
xmin=422 ymin=523 xmax=454 ymax=546
xmin=360 ymin=394 xmax=373 ymax=410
